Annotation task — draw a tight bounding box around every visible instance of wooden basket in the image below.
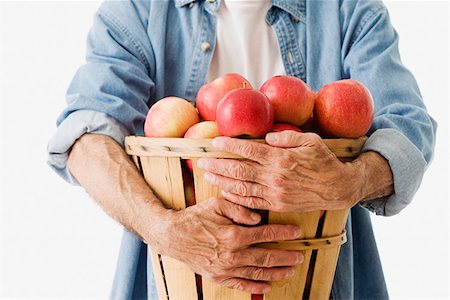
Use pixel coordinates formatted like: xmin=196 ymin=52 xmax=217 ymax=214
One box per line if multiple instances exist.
xmin=125 ymin=136 xmax=366 ymax=300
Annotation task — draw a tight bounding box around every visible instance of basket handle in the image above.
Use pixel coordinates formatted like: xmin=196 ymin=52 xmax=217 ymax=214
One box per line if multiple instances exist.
xmin=255 ymin=230 xmax=346 ymax=251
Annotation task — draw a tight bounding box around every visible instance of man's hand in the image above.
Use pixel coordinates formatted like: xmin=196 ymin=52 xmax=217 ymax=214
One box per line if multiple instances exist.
xmin=157 ymin=198 xmax=303 ymax=294
xmin=198 ymin=131 xmax=393 ymax=212
xmin=68 ymin=134 xmax=304 ymax=294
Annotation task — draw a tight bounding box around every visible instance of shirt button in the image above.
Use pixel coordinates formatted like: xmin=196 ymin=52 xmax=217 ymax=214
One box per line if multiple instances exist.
xmin=291 ymin=16 xmax=300 ymax=23
xmin=188 ymin=2 xmax=194 ymax=8
xmin=201 ymin=42 xmax=211 ymax=52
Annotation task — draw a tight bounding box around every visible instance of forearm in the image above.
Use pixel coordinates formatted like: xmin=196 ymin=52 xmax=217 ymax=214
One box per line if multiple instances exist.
xmin=67 ymin=133 xmax=168 ymax=251
xmin=352 ymin=150 xmax=394 ymax=204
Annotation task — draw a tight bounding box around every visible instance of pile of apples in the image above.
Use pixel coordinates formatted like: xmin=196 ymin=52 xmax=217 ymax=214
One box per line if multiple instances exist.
xmin=144 ymin=73 xmax=374 ymax=141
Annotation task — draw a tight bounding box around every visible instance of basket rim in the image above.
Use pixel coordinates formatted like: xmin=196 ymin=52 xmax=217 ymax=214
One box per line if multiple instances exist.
xmin=124 ymin=136 xmax=367 ymax=159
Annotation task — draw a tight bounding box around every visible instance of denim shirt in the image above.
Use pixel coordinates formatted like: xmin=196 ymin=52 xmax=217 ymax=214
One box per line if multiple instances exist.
xmin=47 ymin=0 xmax=437 ymax=299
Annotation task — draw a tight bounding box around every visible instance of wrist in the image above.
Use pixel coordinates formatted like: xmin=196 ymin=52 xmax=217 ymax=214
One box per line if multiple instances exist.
xmin=351 ymin=151 xmax=394 ymax=204
xmin=347 ymin=158 xmax=368 ymax=207
xmin=139 ymin=205 xmax=174 ymax=252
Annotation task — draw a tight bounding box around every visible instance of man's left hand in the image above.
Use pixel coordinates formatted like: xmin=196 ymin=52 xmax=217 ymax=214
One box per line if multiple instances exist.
xmin=197 ymin=131 xmax=365 ymax=213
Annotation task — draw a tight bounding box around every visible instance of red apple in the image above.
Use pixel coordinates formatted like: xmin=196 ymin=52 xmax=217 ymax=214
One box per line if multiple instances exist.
xmin=216 ymin=89 xmax=274 ymax=138
xmin=270 ymin=123 xmax=303 ymax=133
xmin=299 ymin=114 xmax=316 ymax=132
xmin=182 ymin=163 xmax=196 ymax=207
xmin=144 ymin=97 xmax=200 ymax=137
xmin=260 ymin=75 xmax=315 ymax=126
xmin=315 ymin=79 xmax=374 ymax=138
xmin=184 ymin=121 xmax=221 ymax=171
xmin=196 ymin=73 xmax=253 ymax=121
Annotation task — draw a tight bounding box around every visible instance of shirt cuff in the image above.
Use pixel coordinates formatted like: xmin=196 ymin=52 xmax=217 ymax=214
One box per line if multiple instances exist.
xmin=359 ymin=128 xmax=427 ymax=216
xmin=47 ymin=110 xmax=130 ymax=185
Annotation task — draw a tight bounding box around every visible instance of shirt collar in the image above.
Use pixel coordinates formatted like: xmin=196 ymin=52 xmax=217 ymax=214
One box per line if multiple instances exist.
xmin=268 ymin=0 xmax=306 ymax=23
xmin=175 ymin=0 xmax=307 ymax=23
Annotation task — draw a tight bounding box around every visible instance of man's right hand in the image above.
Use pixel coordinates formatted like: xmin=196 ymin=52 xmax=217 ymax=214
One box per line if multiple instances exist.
xmin=150 ymin=197 xmax=304 ymax=294
xmin=68 ymin=134 xmax=303 ymax=294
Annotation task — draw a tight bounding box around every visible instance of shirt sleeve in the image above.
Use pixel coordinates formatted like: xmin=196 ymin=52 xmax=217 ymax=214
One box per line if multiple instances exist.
xmin=342 ymin=4 xmax=437 ymax=216
xmin=47 ymin=110 xmax=130 ymax=185
xmin=47 ymin=1 xmax=154 ymax=185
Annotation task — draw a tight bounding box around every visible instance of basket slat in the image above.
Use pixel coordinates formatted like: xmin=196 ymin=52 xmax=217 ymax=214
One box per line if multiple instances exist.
xmin=191 ymin=158 xmax=222 ymax=205
xmin=140 ymin=156 xmax=198 ymax=300
xmin=149 ymin=253 xmax=169 ymax=300
xmin=162 ymin=256 xmax=198 ymax=300
xmin=192 ymin=158 xmax=252 ymax=300
xmin=309 ymin=209 xmax=349 ymax=299
xmin=264 ymin=211 xmax=321 ymax=300
xmin=132 ymin=155 xmax=169 ymax=300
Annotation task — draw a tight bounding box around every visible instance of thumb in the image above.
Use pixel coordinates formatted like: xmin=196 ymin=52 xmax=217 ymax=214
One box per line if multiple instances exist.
xmin=266 ymin=131 xmax=317 ymax=148
xmin=212 ymin=198 xmax=261 ymax=225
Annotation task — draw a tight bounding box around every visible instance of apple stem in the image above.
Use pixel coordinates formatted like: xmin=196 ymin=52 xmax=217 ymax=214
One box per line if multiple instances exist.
xmin=243 ymin=82 xmax=247 ymax=89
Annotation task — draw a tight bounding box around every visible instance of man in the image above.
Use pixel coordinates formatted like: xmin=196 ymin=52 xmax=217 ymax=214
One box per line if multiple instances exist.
xmin=48 ymin=0 xmax=436 ymax=299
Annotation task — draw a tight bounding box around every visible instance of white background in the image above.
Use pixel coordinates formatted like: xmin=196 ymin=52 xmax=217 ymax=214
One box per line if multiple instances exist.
xmin=0 ymin=1 xmax=449 ymax=299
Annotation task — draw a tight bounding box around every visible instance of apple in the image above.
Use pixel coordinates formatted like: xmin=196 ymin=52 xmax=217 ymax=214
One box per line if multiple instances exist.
xmin=182 ymin=162 xmax=196 ymax=207
xmin=184 ymin=121 xmax=220 ymax=139
xmin=299 ymin=114 xmax=316 ymax=132
xmin=314 ymin=79 xmax=374 ymax=138
xmin=144 ymin=97 xmax=200 ymax=137
xmin=260 ymin=75 xmax=315 ymax=126
xmin=196 ymin=73 xmax=253 ymax=121
xmin=216 ymin=89 xmax=274 ymax=138
xmin=184 ymin=121 xmax=221 ymax=171
xmin=270 ymin=123 xmax=303 ymax=133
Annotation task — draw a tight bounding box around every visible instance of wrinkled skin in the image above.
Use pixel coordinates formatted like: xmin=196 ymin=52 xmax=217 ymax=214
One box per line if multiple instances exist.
xmin=158 ymin=198 xmax=304 ymax=293
xmin=197 ymin=131 xmax=365 ymax=213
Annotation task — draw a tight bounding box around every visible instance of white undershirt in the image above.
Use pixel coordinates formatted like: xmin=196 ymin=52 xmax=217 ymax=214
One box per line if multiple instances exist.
xmin=207 ymin=0 xmax=286 ymax=89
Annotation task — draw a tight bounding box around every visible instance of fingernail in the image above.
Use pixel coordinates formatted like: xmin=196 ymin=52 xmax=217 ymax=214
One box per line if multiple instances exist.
xmin=296 ymin=253 xmax=304 ymax=264
xmin=250 ymin=212 xmax=261 ymax=222
xmin=204 ymin=172 xmax=213 ymax=183
xmin=212 ymin=137 xmax=226 ymax=148
xmin=266 ymin=132 xmax=276 ymax=140
xmin=294 ymin=227 xmax=302 ymax=238
xmin=286 ymin=269 xmax=295 ymax=278
xmin=197 ymin=158 xmax=206 ymax=169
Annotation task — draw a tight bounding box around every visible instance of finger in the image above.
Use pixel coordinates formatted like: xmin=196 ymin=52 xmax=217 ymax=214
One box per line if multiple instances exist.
xmin=212 ymin=137 xmax=275 ymax=165
xmin=233 ymin=247 xmax=304 ymax=267
xmin=234 ymin=266 xmax=295 ymax=282
xmin=221 ymin=191 xmax=271 ymax=210
xmin=197 ymin=158 xmax=267 ymax=184
xmin=219 ymin=278 xmax=271 ymax=294
xmin=239 ymin=224 xmax=303 ymax=246
xmin=211 ymin=198 xmax=261 ymax=225
xmin=266 ymin=131 xmax=321 ymax=148
xmin=204 ymin=172 xmax=267 ymax=198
